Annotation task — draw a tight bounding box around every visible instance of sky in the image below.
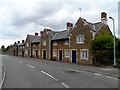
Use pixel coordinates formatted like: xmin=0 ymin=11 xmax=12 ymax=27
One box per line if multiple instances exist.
xmin=0 ymin=0 xmax=119 ymax=48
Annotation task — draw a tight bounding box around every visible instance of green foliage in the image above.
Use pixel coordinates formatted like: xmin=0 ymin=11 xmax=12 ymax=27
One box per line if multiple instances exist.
xmin=92 ymin=29 xmax=114 ymax=65
xmin=1 ymin=45 xmax=6 ymax=53
xmin=116 ymin=39 xmax=120 ymax=65
xmin=5 ymin=45 xmax=10 ymax=51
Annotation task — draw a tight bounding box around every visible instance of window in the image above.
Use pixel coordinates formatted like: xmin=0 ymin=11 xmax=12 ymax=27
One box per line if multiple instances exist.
xmin=33 ymin=44 xmax=35 ymax=47
xmin=43 ymin=40 xmax=46 ymax=46
xmin=27 ymin=43 xmax=29 ymax=47
xmin=53 ymin=41 xmax=57 ymax=46
xmin=53 ymin=49 xmax=57 ymax=57
xmin=25 ymin=50 xmax=27 ymax=54
xmin=64 ymin=40 xmax=69 ymax=45
xmin=33 ymin=50 xmax=35 ymax=55
xmin=38 ymin=49 xmax=40 ymax=55
xmin=65 ymin=50 xmax=70 ymax=57
xmin=76 ymin=35 xmax=84 ymax=44
xmin=81 ymin=49 xmax=88 ymax=60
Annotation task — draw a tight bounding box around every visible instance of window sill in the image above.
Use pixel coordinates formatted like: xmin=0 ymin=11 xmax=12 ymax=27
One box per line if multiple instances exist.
xmin=81 ymin=58 xmax=88 ymax=60
xmin=77 ymin=42 xmax=84 ymax=44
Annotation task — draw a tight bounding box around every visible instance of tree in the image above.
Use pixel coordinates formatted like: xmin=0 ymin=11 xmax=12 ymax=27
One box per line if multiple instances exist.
xmin=1 ymin=45 xmax=6 ymax=53
xmin=92 ymin=29 xmax=114 ymax=65
xmin=5 ymin=45 xmax=10 ymax=52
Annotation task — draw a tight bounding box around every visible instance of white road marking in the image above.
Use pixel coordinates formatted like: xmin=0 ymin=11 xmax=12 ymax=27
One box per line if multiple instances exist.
xmin=26 ymin=64 xmax=29 ymax=66
xmin=94 ymin=73 xmax=101 ymax=76
xmin=61 ymin=82 xmax=69 ymax=88
xmin=28 ymin=65 xmax=35 ymax=69
xmin=25 ymin=64 xmax=35 ymax=69
xmin=70 ymin=68 xmax=82 ymax=73
xmin=107 ymin=76 xmax=118 ymax=80
xmin=18 ymin=61 xmax=23 ymax=64
xmin=41 ymin=71 xmax=58 ymax=81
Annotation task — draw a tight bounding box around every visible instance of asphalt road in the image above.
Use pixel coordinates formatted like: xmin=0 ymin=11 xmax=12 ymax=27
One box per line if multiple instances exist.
xmin=2 ymin=55 xmax=118 ymax=88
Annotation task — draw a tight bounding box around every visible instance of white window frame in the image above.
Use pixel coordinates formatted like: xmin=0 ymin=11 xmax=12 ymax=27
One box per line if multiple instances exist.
xmin=64 ymin=49 xmax=70 ymax=58
xmin=25 ymin=49 xmax=27 ymax=54
xmin=76 ymin=35 xmax=84 ymax=44
xmin=53 ymin=49 xmax=57 ymax=57
xmin=43 ymin=40 xmax=46 ymax=46
xmin=53 ymin=41 xmax=57 ymax=46
xmin=80 ymin=49 xmax=89 ymax=60
xmin=27 ymin=43 xmax=29 ymax=47
xmin=33 ymin=49 xmax=35 ymax=55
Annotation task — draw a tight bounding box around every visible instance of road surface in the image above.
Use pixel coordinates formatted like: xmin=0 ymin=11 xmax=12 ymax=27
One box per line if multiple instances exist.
xmin=2 ymin=55 xmax=118 ymax=88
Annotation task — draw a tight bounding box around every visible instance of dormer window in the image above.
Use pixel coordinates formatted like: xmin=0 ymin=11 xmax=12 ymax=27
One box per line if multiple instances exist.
xmin=76 ymin=35 xmax=84 ymax=44
xmin=53 ymin=41 xmax=57 ymax=46
xmin=43 ymin=40 xmax=46 ymax=46
xmin=64 ymin=40 xmax=69 ymax=45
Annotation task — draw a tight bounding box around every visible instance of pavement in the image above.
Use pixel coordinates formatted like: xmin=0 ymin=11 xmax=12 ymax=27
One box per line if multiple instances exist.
xmin=0 ymin=54 xmax=2 ymax=88
xmin=0 ymin=54 xmax=6 ymax=89
xmin=19 ymin=56 xmax=118 ymax=78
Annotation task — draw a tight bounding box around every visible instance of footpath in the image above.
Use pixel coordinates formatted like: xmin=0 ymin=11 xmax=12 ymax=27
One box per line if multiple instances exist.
xmin=0 ymin=54 xmax=6 ymax=89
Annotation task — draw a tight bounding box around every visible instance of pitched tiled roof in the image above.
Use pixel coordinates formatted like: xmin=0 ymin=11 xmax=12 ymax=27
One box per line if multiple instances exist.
xmin=17 ymin=43 xmax=25 ymax=46
xmin=82 ymin=18 xmax=104 ymax=33
xmin=31 ymin=36 xmax=41 ymax=43
xmin=27 ymin=35 xmax=40 ymax=42
xmin=52 ymin=30 xmax=71 ymax=40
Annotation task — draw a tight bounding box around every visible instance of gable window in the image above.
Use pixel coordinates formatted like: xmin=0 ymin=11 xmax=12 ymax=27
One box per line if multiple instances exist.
xmin=65 ymin=50 xmax=70 ymax=57
xmin=53 ymin=41 xmax=57 ymax=46
xmin=64 ymin=40 xmax=69 ymax=45
xmin=53 ymin=49 xmax=57 ymax=57
xmin=43 ymin=40 xmax=46 ymax=46
xmin=76 ymin=35 xmax=84 ymax=44
xmin=80 ymin=49 xmax=88 ymax=60
xmin=27 ymin=43 xmax=29 ymax=47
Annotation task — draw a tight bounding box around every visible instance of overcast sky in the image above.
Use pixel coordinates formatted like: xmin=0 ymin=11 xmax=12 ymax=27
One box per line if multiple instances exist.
xmin=0 ymin=0 xmax=119 ymax=47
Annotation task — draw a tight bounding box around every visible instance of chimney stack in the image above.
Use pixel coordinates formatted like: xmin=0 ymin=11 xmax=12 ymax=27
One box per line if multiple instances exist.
xmin=35 ymin=32 xmax=38 ymax=36
xmin=101 ymin=12 xmax=107 ymax=25
xmin=22 ymin=40 xmax=24 ymax=43
xmin=18 ymin=41 xmax=20 ymax=43
xmin=67 ymin=22 xmax=73 ymax=30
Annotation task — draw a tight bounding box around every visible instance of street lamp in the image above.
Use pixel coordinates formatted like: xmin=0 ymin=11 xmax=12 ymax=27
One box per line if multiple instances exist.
xmin=109 ymin=16 xmax=116 ymax=66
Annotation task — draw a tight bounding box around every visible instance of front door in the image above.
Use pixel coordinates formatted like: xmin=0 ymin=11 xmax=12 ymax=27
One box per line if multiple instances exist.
xmin=36 ymin=50 xmax=38 ymax=58
xmin=22 ymin=51 xmax=24 ymax=57
xmin=59 ymin=50 xmax=62 ymax=61
xmin=72 ymin=50 xmax=76 ymax=63
xmin=43 ymin=50 xmax=46 ymax=59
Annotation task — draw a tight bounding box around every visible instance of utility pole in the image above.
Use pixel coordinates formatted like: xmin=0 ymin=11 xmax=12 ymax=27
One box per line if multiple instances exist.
xmin=109 ymin=16 xmax=116 ymax=66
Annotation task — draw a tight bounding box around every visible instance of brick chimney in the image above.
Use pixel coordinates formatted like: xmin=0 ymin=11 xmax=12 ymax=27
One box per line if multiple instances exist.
xmin=67 ymin=22 xmax=73 ymax=30
xmin=22 ymin=40 xmax=24 ymax=43
xmin=35 ymin=32 xmax=38 ymax=36
xmin=101 ymin=12 xmax=107 ymax=25
xmin=18 ymin=41 xmax=20 ymax=43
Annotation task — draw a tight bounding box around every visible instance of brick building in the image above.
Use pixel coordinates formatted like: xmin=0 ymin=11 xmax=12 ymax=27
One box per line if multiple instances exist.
xmin=8 ymin=12 xmax=112 ymax=65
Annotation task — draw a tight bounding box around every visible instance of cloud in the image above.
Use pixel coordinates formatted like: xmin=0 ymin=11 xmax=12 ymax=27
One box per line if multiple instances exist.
xmin=0 ymin=0 xmax=119 ymax=47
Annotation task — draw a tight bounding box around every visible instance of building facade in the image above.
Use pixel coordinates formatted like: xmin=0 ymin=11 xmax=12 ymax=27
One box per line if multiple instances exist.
xmin=8 ymin=12 xmax=112 ymax=65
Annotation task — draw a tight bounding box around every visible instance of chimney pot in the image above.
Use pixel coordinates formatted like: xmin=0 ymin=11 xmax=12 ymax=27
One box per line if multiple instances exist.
xmin=22 ymin=40 xmax=24 ymax=43
xmin=67 ymin=22 xmax=73 ymax=30
xmin=101 ymin=12 xmax=107 ymax=25
xmin=35 ymin=32 xmax=38 ymax=36
xmin=18 ymin=41 xmax=20 ymax=43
